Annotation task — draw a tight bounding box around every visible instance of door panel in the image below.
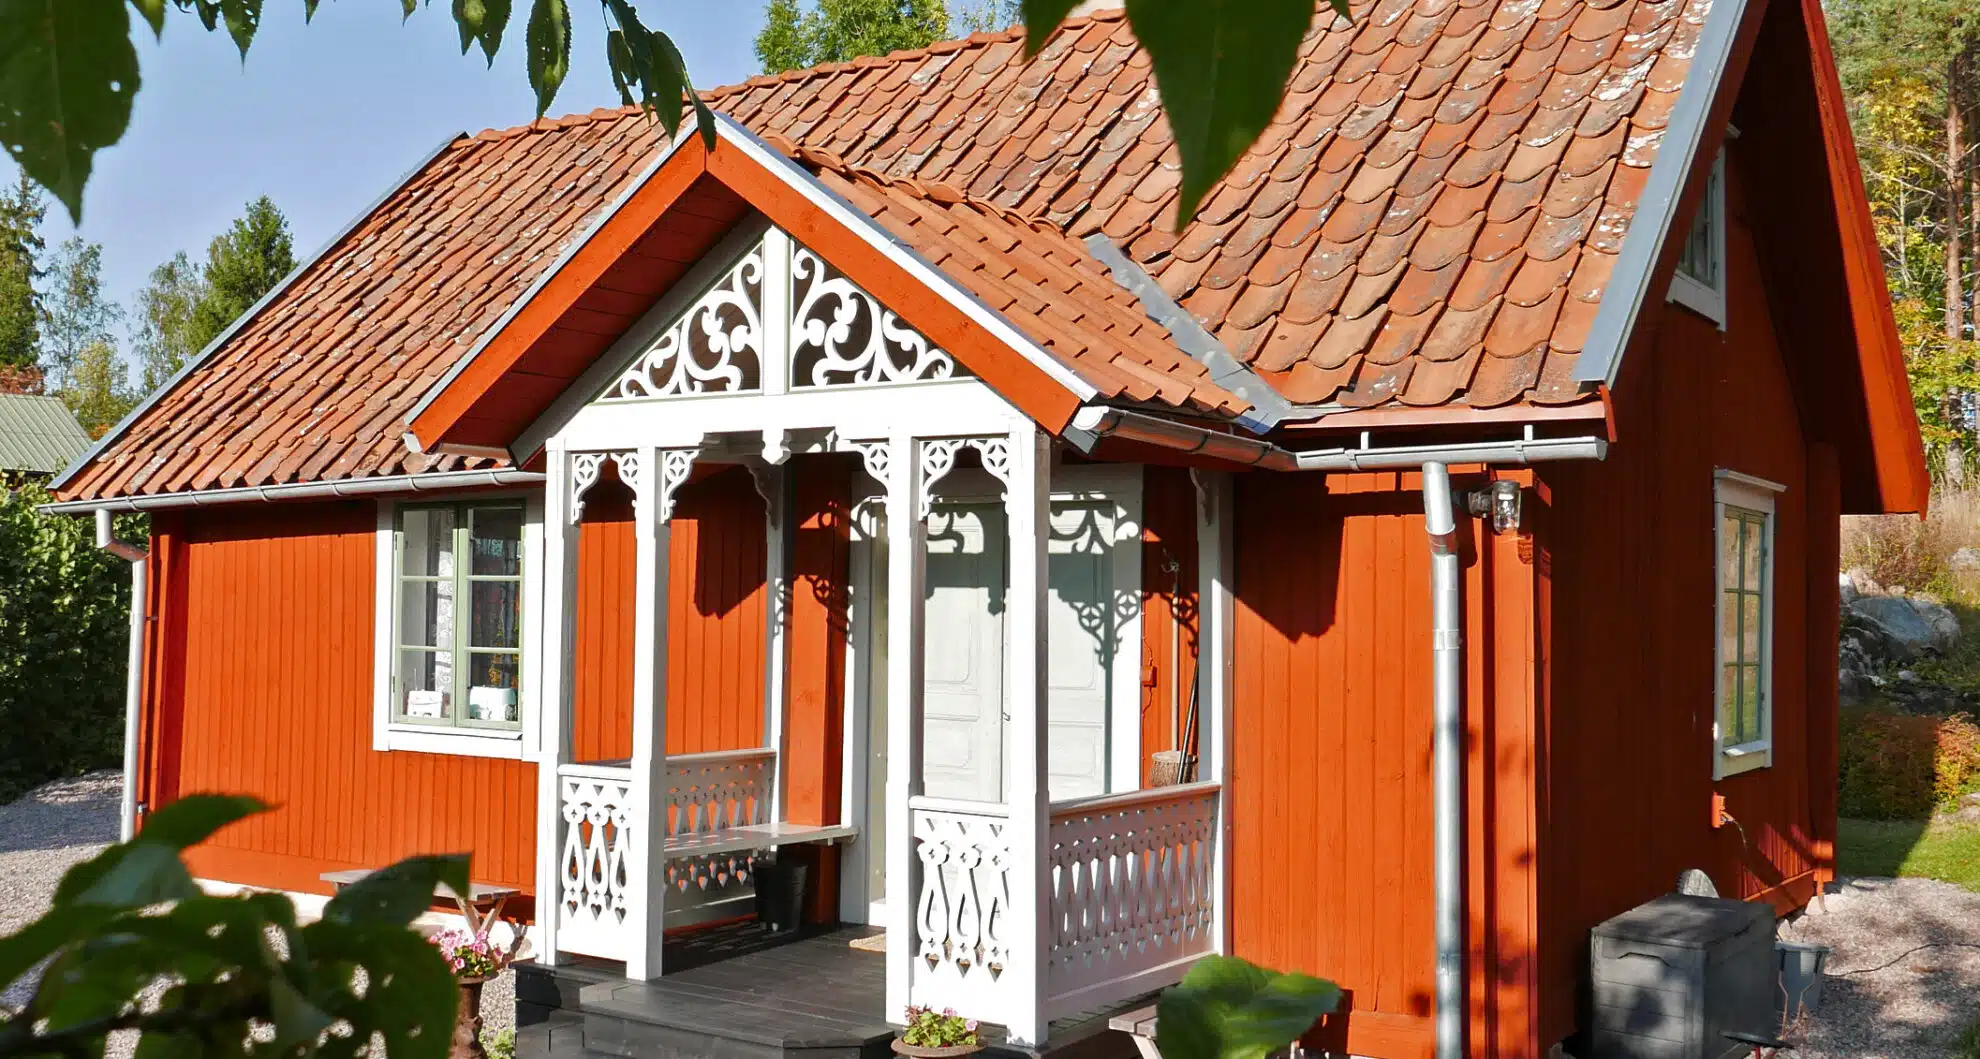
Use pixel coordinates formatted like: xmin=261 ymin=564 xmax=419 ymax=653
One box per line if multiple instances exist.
xmin=920 ymin=503 xmax=1007 ymax=802
xmin=1046 ymin=500 xmax=1117 ymax=799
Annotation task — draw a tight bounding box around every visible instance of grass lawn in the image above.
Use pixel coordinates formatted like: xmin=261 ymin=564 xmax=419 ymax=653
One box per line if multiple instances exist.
xmin=1839 ymin=816 xmax=1980 ymax=890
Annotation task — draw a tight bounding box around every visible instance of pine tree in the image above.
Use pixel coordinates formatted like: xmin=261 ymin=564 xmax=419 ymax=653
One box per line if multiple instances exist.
xmin=132 ymin=251 xmax=209 ymax=392
xmin=0 ymin=175 xmax=46 ymax=371
xmin=754 ymin=0 xmax=949 ymax=74
xmin=185 ymin=196 xmax=296 ymax=355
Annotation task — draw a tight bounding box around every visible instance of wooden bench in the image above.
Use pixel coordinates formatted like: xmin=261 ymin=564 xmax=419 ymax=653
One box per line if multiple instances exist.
xmin=319 ymin=868 xmax=522 ymax=936
xmin=1109 ymin=1005 xmax=1162 ymax=1059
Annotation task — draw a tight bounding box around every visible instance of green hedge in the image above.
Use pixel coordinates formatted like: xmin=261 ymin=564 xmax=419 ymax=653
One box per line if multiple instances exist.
xmin=0 ymin=481 xmax=141 ymax=803
xmin=1840 ymin=706 xmax=1980 ymax=819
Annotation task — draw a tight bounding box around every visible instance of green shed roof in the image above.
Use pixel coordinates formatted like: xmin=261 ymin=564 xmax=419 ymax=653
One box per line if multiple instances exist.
xmin=0 ymin=395 xmax=92 ymax=475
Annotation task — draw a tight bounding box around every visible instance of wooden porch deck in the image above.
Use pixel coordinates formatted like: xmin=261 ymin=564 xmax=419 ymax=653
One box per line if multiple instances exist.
xmin=515 ymin=924 xmax=1145 ymax=1059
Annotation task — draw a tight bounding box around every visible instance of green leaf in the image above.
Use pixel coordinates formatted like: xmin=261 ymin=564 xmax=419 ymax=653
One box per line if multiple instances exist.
xmin=267 ymin=974 xmax=335 ymax=1054
xmin=1121 ymin=0 xmax=1316 ymax=229
xmin=68 ymin=842 xmax=200 ymax=907
xmin=217 ymin=0 xmax=260 ymax=55
xmin=1019 ymin=0 xmax=1080 ymax=55
xmin=653 ymin=31 xmax=716 ymax=147
xmin=0 ymin=904 xmax=117 ymax=997
xmin=0 ymin=0 xmax=139 ymax=223
xmin=320 ymin=853 xmax=468 ymax=928
xmin=524 ymin=0 xmax=571 ymax=116
xmin=452 ymin=0 xmax=511 ymax=64
xmin=1155 ymin=956 xmax=1341 ymax=1059
xmin=128 ymin=0 xmax=166 ymax=35
xmin=125 ymin=793 xmax=266 ymax=850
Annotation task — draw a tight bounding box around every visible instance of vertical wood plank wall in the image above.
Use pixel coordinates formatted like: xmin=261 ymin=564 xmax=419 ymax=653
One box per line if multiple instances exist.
xmin=1534 ymin=155 xmax=1824 ymax=1042
xmin=1139 ymin=467 xmax=1199 ymax=783
xmin=1229 ymin=471 xmax=1542 ymax=1059
xmin=570 ymin=467 xmax=769 ymax=762
xmin=143 ymin=467 xmax=771 ymax=903
xmin=155 ymin=501 xmax=538 ymax=895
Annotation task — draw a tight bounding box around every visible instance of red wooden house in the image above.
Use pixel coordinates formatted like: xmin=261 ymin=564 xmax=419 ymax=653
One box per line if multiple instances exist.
xmin=49 ymin=0 xmax=1925 ymax=1053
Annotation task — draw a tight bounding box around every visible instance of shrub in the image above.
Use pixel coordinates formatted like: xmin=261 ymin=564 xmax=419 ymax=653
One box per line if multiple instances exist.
xmin=1843 ymin=482 xmax=1980 ymax=601
xmin=0 ymin=481 xmax=140 ymax=802
xmin=1840 ymin=707 xmax=1980 ymax=818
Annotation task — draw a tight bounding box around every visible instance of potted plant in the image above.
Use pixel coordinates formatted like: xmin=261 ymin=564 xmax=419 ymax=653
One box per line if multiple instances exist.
xmin=431 ymin=927 xmax=508 ymax=1059
xmin=893 ymin=1006 xmax=984 ymax=1057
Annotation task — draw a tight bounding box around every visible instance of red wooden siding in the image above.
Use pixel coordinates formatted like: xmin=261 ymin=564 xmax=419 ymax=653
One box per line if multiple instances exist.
xmin=1138 ymin=466 xmax=1199 ymax=784
xmin=1534 ymin=154 xmax=1824 ymax=1042
xmin=1229 ymin=470 xmax=1542 ymax=1059
xmin=570 ymin=466 xmax=770 ymax=762
xmin=150 ymin=501 xmax=538 ymax=896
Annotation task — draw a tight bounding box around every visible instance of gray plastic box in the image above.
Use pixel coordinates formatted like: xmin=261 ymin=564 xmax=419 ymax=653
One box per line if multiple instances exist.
xmin=1589 ymin=894 xmax=1775 ymax=1058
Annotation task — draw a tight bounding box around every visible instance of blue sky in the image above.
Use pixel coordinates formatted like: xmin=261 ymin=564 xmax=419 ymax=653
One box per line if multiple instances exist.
xmin=9 ymin=1 xmax=763 ymax=349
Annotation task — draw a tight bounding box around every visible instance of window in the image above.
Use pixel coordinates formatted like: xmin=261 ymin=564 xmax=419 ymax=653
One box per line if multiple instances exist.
xmin=1669 ymin=150 xmax=1727 ymax=328
xmin=375 ymin=499 xmax=538 ymax=758
xmin=1713 ymin=471 xmax=1782 ymax=779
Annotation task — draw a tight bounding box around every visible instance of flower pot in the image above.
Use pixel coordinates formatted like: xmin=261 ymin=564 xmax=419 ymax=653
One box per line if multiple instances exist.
xmin=452 ymin=975 xmax=493 ymax=1059
xmin=891 ymin=1038 xmax=984 ymax=1058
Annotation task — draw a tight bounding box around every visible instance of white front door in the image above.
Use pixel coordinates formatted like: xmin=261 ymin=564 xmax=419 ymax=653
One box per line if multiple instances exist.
xmin=1045 ymin=499 xmax=1120 ymax=800
xmin=921 ymin=502 xmax=1008 ymax=803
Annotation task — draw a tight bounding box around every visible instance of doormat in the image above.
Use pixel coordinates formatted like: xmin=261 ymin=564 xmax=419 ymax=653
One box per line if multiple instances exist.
xmin=848 ymin=933 xmax=887 ymax=953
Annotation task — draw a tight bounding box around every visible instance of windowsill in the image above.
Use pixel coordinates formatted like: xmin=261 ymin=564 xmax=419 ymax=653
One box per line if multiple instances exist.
xmin=1668 ymin=271 xmax=1727 ymax=329
xmin=1717 ymin=741 xmax=1771 ymax=779
xmin=381 ymin=724 xmax=526 ymax=760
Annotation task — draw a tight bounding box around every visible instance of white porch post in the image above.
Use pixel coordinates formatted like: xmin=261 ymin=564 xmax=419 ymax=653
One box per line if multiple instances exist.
xmin=760 ymin=463 xmax=790 ymax=823
xmin=883 ymin=433 xmax=924 ymax=1024
xmin=626 ymin=445 xmax=677 ymax=981
xmin=534 ymin=443 xmax=580 ymax=967
xmin=1193 ymin=470 xmax=1236 ymax=955
xmin=1004 ymin=427 xmax=1052 ymax=1046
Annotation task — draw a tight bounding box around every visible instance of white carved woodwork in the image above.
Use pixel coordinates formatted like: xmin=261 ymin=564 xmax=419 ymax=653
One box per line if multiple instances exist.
xmin=655 ymin=448 xmax=699 ymax=524
xmin=556 ymin=765 xmax=637 ymax=960
xmin=662 ymin=748 xmax=775 ymax=893
xmin=970 ymin=437 xmax=1012 ymax=490
xmin=605 ymin=243 xmax=765 ymax=399
xmin=569 ymin=452 xmax=606 ymax=523
xmin=791 ymin=247 xmax=963 ymax=387
xmin=1044 ymin=783 xmax=1220 ymax=1010
xmin=909 ymin=804 xmax=1016 ymax=1016
xmin=918 ymin=438 xmax=964 ymax=521
xmin=848 ymin=439 xmax=890 ymax=489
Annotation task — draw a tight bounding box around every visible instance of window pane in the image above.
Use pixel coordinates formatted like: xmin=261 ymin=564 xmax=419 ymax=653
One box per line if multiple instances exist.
xmin=1741 ymin=516 xmax=1764 ymax=590
xmin=399 ymin=577 xmax=455 ymax=649
xmin=1721 ymin=514 xmax=1741 ymax=589
xmin=1740 ymin=666 xmax=1763 ymax=743
xmin=400 ymin=649 xmax=452 ymax=719
xmin=1720 ymin=665 xmax=1741 ymax=745
xmin=1720 ymin=590 xmax=1741 ymax=662
xmin=1741 ymin=593 xmax=1763 ymax=661
xmin=465 ymin=655 xmax=520 ymax=723
xmin=471 ymin=507 xmax=523 ymax=576
xmin=401 ymin=507 xmax=457 ymax=577
xmin=470 ymin=581 xmax=521 ymax=649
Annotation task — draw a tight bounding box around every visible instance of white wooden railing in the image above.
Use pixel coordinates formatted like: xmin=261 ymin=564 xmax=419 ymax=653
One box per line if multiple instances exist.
xmin=1045 ymin=781 xmax=1220 ymax=1017
xmin=908 ymin=797 xmax=1018 ymax=1021
xmin=556 ymin=748 xmax=777 ymax=960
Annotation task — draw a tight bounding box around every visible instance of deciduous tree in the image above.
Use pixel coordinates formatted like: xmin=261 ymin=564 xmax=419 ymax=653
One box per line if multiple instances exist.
xmin=755 ymin=0 xmax=949 ymax=73
xmin=132 ymin=250 xmax=207 ymax=391
xmin=38 ymin=237 xmax=120 ymax=394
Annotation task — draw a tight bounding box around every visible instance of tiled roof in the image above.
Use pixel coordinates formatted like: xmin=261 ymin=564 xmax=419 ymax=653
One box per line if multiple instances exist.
xmin=783 ymin=139 xmax=1251 ymax=418
xmin=59 ymin=0 xmax=1707 ymax=500
xmin=0 ymin=394 xmax=91 ymax=474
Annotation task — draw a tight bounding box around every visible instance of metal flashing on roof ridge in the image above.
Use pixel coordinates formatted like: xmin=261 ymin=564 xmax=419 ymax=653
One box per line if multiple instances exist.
xmin=402 ymin=110 xmax=711 ymax=443
xmin=1082 ymin=235 xmax=1341 ymax=434
xmin=1572 ymin=0 xmax=1750 ymax=388
xmin=51 ymin=134 xmax=464 ymax=495
xmin=39 ymin=469 xmax=546 ymax=514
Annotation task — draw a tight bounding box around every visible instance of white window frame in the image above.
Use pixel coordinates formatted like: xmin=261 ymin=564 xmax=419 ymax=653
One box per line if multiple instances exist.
xmin=1668 ymin=150 xmax=1728 ymax=329
xmin=372 ymin=494 xmax=544 ymax=759
xmin=1712 ymin=470 xmax=1783 ymax=780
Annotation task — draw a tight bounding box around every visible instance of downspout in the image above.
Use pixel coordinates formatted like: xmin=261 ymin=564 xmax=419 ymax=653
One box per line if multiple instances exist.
xmin=95 ymin=509 xmax=147 ymax=842
xmin=1421 ymin=465 xmax=1463 ymax=1059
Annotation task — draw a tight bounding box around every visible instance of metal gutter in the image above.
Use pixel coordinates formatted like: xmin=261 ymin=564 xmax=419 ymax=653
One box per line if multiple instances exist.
xmin=93 ymin=510 xmax=146 ymax=842
xmin=39 ymin=469 xmax=545 ymax=515
xmin=1571 ymin=0 xmax=1750 ymax=387
xmin=52 ymin=135 xmax=463 ymax=493
xmin=1067 ymin=405 xmax=1610 ymax=470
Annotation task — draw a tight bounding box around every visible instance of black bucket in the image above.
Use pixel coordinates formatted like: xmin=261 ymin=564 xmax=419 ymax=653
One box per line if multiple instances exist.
xmin=754 ymin=858 xmax=809 ymax=933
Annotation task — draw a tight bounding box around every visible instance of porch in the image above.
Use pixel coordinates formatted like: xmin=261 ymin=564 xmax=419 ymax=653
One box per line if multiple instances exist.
xmin=526 ymin=226 xmax=1236 ymax=1048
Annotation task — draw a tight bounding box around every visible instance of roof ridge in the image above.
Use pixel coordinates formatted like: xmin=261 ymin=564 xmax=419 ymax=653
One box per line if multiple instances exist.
xmin=459 ymin=8 xmax=1129 ymax=144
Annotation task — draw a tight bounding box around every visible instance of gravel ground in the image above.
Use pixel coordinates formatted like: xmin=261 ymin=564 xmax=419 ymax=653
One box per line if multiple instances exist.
xmin=1782 ymin=876 xmax=1980 ymax=1058
xmin=0 ymin=772 xmax=515 ymax=1044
